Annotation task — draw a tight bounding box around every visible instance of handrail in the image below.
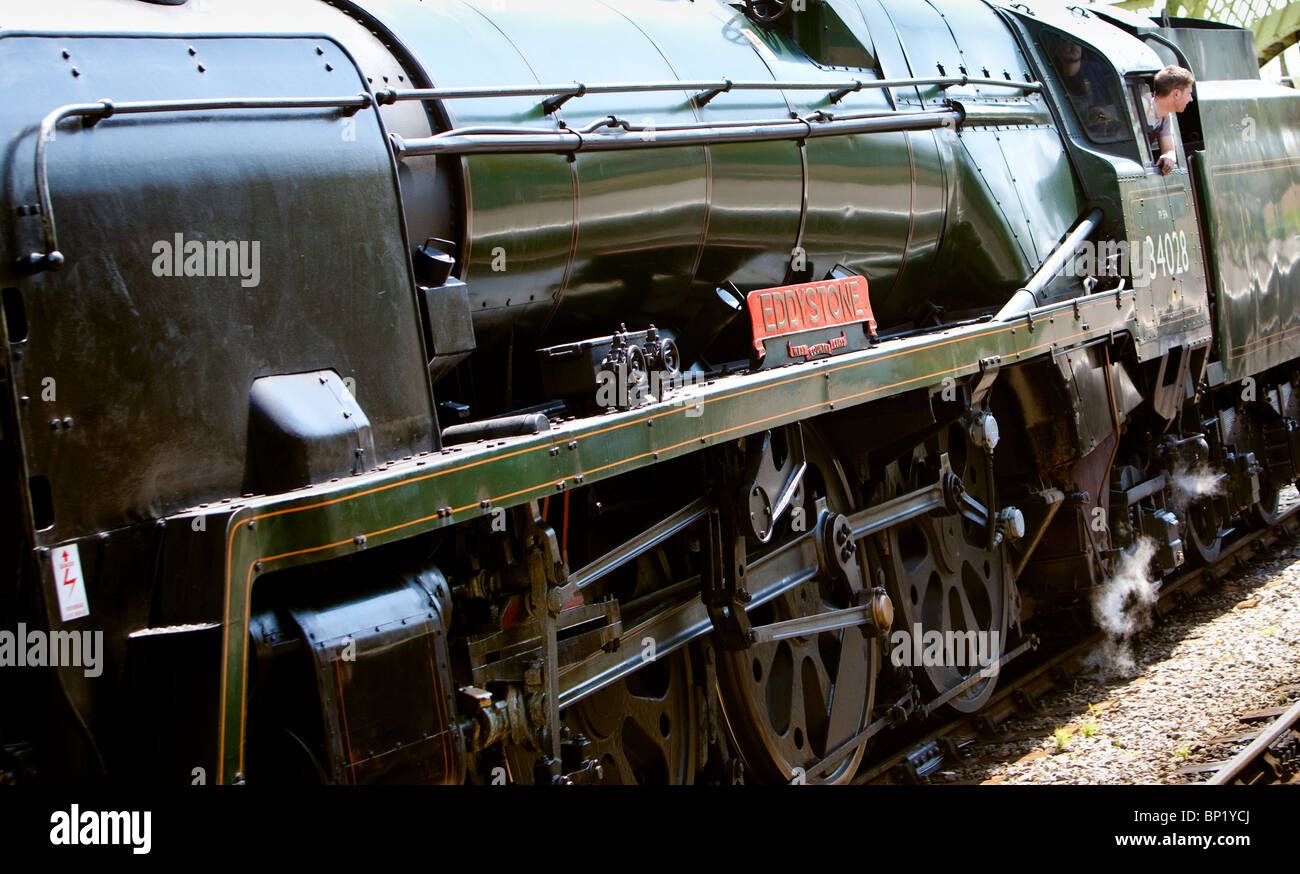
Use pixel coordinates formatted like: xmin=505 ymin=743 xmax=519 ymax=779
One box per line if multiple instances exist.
xmin=391 ymin=108 xmax=963 ymax=157
xmin=28 ymin=93 xmax=373 ymax=272
xmin=374 ymin=75 xmax=1042 ymax=111
xmin=24 ymin=79 xmax=1044 ymax=271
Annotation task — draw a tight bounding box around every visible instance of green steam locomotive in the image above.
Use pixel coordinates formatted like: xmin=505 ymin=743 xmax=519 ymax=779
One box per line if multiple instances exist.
xmin=0 ymin=0 xmax=1296 ymax=785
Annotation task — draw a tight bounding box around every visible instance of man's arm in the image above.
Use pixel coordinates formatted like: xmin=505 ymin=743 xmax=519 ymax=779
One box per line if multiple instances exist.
xmin=1156 ymin=132 xmax=1177 ymax=175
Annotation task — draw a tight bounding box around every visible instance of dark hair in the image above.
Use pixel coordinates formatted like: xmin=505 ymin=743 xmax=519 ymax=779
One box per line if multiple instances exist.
xmin=1153 ymin=65 xmax=1195 ymax=97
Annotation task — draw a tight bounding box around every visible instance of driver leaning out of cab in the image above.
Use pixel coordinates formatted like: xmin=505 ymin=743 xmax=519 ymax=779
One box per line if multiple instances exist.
xmin=1143 ymin=65 xmax=1196 ymax=176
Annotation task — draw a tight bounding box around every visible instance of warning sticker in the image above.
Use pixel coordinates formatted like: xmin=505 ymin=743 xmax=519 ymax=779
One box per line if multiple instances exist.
xmin=51 ymin=544 xmax=89 ymax=622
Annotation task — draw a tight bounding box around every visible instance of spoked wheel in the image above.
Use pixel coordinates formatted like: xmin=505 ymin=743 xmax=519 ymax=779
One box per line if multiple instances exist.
xmin=503 ymin=647 xmax=698 ymax=785
xmin=1242 ymin=409 xmax=1289 ymax=529
xmin=880 ymin=421 xmax=1011 ymax=714
xmin=1247 ymin=475 xmax=1285 ymax=529
xmin=1184 ymin=496 xmax=1224 ymax=565
xmin=714 ymin=425 xmax=880 ymax=784
xmin=566 ymin=648 xmax=698 ymax=784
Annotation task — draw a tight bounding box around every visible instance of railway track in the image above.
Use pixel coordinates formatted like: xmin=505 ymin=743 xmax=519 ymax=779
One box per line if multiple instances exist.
xmin=1201 ymin=698 xmax=1300 ymax=785
xmin=1169 ymin=692 xmax=1300 ymax=785
xmin=852 ymin=505 xmax=1300 ymax=785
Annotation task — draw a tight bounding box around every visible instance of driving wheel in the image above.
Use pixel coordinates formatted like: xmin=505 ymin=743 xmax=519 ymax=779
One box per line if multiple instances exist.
xmin=879 ymin=420 xmax=1012 ymax=713
xmin=714 ymin=424 xmax=880 ymax=784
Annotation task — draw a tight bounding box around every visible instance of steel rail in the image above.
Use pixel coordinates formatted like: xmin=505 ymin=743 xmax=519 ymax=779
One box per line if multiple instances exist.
xmin=1207 ymin=698 xmax=1300 ymax=785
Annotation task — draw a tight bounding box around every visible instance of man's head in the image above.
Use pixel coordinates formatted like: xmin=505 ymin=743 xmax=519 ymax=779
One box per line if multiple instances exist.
xmin=1153 ymin=65 xmax=1195 ymax=112
xmin=1050 ymin=35 xmax=1083 ymax=77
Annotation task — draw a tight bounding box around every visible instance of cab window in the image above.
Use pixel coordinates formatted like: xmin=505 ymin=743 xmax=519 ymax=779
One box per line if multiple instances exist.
xmin=1040 ymin=31 xmax=1128 ymax=146
xmin=1131 ymin=79 xmax=1180 ymax=170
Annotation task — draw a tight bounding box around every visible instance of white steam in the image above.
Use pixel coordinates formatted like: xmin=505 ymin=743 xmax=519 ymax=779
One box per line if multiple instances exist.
xmin=1170 ymin=462 xmax=1223 ymax=514
xmin=1085 ymin=538 xmax=1158 ymax=679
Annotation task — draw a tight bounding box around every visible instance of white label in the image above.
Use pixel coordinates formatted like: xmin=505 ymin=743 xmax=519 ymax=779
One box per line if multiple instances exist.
xmin=51 ymin=544 xmax=89 ymax=622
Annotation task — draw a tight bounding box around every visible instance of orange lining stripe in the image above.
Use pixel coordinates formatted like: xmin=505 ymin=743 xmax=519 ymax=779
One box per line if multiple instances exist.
xmin=1230 ymin=323 xmax=1300 ymax=358
xmin=333 ymin=657 xmax=356 ymax=785
xmin=1210 ymin=156 xmax=1300 ymax=175
xmin=1230 ymin=322 xmax=1300 ymax=352
xmin=1211 ymin=165 xmax=1300 ymax=179
xmin=1127 ymin=186 xmax=1183 ymax=209
xmin=424 ymin=629 xmax=451 ymax=781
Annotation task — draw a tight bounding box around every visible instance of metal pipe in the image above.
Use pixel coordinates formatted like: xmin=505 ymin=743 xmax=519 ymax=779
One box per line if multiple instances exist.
xmin=948 ymin=99 xmax=1052 ymax=127
xmin=375 ymin=76 xmax=1041 ymax=106
xmin=31 ymin=94 xmax=373 ymax=269
xmin=570 ymin=497 xmax=710 ymax=590
xmin=393 ymin=109 xmax=962 ymax=157
xmin=994 ymin=208 xmax=1105 ymax=321
xmin=749 ymin=603 xmax=878 ymax=645
xmin=1013 ymin=488 xmax=1065 ymax=579
xmin=441 ymin=412 xmax=551 ymax=445
xmin=578 ymin=109 xmax=898 ymax=133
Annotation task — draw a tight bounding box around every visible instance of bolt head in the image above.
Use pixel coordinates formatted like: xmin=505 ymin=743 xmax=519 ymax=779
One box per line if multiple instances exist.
xmin=871 ymin=591 xmax=895 ymax=632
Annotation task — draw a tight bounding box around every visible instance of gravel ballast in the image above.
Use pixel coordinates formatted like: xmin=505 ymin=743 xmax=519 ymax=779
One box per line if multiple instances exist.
xmin=935 ymin=489 xmax=1300 ymax=785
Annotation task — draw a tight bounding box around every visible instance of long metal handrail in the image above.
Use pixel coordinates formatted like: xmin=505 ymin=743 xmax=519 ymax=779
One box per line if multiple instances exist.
xmin=375 ymin=75 xmax=1041 ymax=112
xmin=28 ymin=93 xmax=373 ymax=271
xmin=25 ymin=78 xmax=1045 ymax=270
xmin=392 ymin=107 xmax=964 ymax=157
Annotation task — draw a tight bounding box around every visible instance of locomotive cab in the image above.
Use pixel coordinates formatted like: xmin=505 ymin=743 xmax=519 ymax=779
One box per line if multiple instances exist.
xmin=1002 ymin=3 xmax=1211 ymax=366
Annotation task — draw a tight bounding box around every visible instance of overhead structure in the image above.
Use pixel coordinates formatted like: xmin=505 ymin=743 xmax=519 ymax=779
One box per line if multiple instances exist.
xmin=1113 ymin=0 xmax=1300 ymax=64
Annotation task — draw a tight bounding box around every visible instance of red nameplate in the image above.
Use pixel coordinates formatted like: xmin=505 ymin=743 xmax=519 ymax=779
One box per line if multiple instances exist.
xmin=746 ymin=275 xmax=876 ymax=358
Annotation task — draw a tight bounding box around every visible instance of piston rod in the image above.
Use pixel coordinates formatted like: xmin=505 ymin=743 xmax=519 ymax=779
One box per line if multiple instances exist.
xmin=845 ymin=472 xmax=988 ymax=541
